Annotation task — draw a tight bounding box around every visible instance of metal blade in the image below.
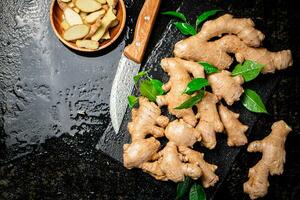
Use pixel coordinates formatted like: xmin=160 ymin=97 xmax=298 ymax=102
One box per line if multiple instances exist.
xmin=109 ymin=54 xmax=141 ymax=133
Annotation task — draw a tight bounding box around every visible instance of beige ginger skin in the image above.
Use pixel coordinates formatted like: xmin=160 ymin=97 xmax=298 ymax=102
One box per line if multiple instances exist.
xmin=208 ymin=70 xmax=244 ymax=105
xmin=218 ymin=104 xmax=249 ymax=146
xmin=195 ymin=92 xmax=224 ymax=149
xmin=156 ymin=57 xmax=205 ymax=127
xmin=124 ymin=97 xmax=169 ymax=170
xmin=243 ymin=120 xmax=292 ymax=199
xmin=174 ymin=15 xmax=292 ymax=73
xmin=127 ymin=97 xmax=169 ymax=141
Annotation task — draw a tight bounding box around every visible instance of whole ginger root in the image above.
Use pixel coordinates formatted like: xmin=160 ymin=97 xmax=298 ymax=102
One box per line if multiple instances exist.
xmin=196 ymin=92 xmax=224 ymax=149
xmin=165 ymin=119 xmax=201 ymax=147
xmin=156 ymin=57 xmax=205 ymax=127
xmin=141 ymin=142 xmax=203 ymax=182
xmin=128 ymin=97 xmax=169 ymax=141
xmin=218 ymin=104 xmax=248 ymax=146
xmin=208 ymin=70 xmax=244 ymax=105
xmin=179 ymin=146 xmax=219 ymax=188
xmin=243 ymin=120 xmax=292 ymax=199
xmin=124 ymin=97 xmax=169 ymax=170
xmin=174 ymin=15 xmax=293 ymax=73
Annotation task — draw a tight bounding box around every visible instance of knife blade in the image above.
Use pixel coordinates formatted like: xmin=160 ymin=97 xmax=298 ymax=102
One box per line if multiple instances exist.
xmin=110 ymin=0 xmax=161 ymax=133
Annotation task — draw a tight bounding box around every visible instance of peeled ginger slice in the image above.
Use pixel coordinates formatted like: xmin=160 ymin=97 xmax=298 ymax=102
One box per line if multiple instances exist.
xmin=76 ymin=40 xmax=99 ymax=50
xmin=64 ymin=8 xmax=83 ymax=26
xmin=63 ymin=24 xmax=90 ymax=41
xmin=75 ymin=0 xmax=102 ymax=13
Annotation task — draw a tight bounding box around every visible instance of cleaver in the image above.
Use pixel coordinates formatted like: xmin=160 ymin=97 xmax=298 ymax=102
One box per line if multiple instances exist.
xmin=110 ymin=0 xmax=161 ymax=133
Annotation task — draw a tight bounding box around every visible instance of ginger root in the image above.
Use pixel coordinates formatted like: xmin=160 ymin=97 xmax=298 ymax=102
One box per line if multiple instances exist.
xmin=208 ymin=70 xmax=244 ymax=105
xmin=128 ymin=97 xmax=169 ymax=141
xmin=123 ymin=137 xmax=160 ymax=169
xmin=218 ymin=104 xmax=248 ymax=146
xmin=165 ymin=119 xmax=201 ymax=147
xmin=179 ymin=146 xmax=219 ymax=188
xmin=196 ymin=92 xmax=224 ymax=149
xmin=174 ymin=15 xmax=293 ymax=73
xmin=124 ymin=97 xmax=169 ymax=170
xmin=243 ymin=120 xmax=292 ymax=199
xmin=141 ymin=142 xmax=203 ymax=182
xmin=156 ymin=57 xmax=205 ymax=126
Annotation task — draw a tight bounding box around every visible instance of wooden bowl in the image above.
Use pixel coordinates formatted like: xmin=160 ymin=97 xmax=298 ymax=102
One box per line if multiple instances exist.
xmin=50 ymin=0 xmax=126 ymax=52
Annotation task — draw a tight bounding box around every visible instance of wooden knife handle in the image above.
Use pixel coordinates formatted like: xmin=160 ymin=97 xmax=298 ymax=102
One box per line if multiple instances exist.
xmin=124 ymin=0 xmax=161 ymax=64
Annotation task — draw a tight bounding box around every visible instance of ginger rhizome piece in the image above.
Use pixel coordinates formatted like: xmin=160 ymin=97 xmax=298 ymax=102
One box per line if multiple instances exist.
xmin=208 ymin=70 xmax=244 ymax=105
xmin=127 ymin=97 xmax=169 ymax=141
xmin=165 ymin=119 xmax=201 ymax=147
xmin=179 ymin=146 xmax=219 ymax=188
xmin=218 ymin=104 xmax=248 ymax=146
xmin=174 ymin=15 xmax=293 ymax=73
xmin=196 ymin=92 xmax=224 ymax=149
xmin=156 ymin=57 xmax=205 ymax=126
xmin=140 ymin=119 xmax=218 ymax=185
xmin=124 ymin=97 xmax=169 ymax=169
xmin=141 ymin=142 xmax=203 ymax=182
xmin=243 ymin=120 xmax=292 ymax=199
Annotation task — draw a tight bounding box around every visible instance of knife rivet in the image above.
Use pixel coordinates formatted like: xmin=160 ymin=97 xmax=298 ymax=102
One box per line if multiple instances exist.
xmin=135 ymin=41 xmax=141 ymax=47
xmin=144 ymin=15 xmax=150 ymax=21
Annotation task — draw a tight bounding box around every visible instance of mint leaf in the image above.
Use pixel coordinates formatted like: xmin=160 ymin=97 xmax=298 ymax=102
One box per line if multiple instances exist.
xmin=175 ymin=90 xmax=205 ymax=109
xmin=189 ymin=183 xmax=206 ymax=200
xmin=232 ymin=60 xmax=264 ymax=82
xmin=184 ymin=78 xmax=208 ymax=95
xmin=128 ymin=95 xmax=138 ymax=109
xmin=196 ymin=9 xmax=222 ymax=30
xmin=242 ymin=89 xmax=268 ymax=114
xmin=134 ymin=70 xmax=149 ymax=84
xmin=176 ymin=177 xmax=192 ymax=200
xmin=161 ymin=11 xmax=187 ymax=22
xmin=151 ymin=79 xmax=165 ymax=95
xmin=174 ymin=22 xmax=197 ymax=36
xmin=198 ymin=62 xmax=219 ymax=75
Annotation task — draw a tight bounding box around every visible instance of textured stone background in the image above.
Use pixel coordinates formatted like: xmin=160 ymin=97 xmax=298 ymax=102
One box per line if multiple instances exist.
xmin=0 ymin=0 xmax=299 ymax=199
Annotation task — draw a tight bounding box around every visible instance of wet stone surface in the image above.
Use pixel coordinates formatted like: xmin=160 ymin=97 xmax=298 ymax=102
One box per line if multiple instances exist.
xmin=0 ymin=0 xmax=300 ymax=199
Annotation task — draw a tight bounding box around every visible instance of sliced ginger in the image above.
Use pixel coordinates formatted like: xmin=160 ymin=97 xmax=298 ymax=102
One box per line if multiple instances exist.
xmin=75 ymin=0 xmax=102 ymax=13
xmin=63 ymin=24 xmax=90 ymax=41
xmin=76 ymin=39 xmax=99 ymax=50
xmin=208 ymin=70 xmax=244 ymax=105
xmin=195 ymin=92 xmax=223 ymax=149
xmin=91 ymin=6 xmax=117 ymax=41
xmin=58 ymin=0 xmax=83 ymax=26
xmin=243 ymin=120 xmax=292 ymax=199
xmin=156 ymin=57 xmax=205 ymax=127
xmin=174 ymin=15 xmax=292 ymax=73
xmin=218 ymin=104 xmax=248 ymax=146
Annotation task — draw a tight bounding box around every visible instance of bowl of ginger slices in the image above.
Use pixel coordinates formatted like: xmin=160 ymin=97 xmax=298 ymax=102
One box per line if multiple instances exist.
xmin=50 ymin=0 xmax=126 ymax=52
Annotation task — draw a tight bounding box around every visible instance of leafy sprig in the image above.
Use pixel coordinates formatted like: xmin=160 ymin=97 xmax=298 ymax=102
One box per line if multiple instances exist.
xmin=176 ymin=177 xmax=206 ymax=200
xmin=162 ymin=9 xmax=221 ymax=36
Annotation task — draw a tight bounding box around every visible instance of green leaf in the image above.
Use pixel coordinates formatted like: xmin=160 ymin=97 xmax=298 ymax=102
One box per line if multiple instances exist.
xmin=161 ymin=11 xmax=187 ymax=22
xmin=184 ymin=78 xmax=208 ymax=95
xmin=189 ymin=184 xmax=206 ymax=200
xmin=242 ymin=89 xmax=268 ymax=114
xmin=151 ymin=79 xmax=165 ymax=95
xmin=196 ymin=9 xmax=222 ymax=30
xmin=176 ymin=177 xmax=192 ymax=200
xmin=175 ymin=90 xmax=205 ymax=109
xmin=134 ymin=70 xmax=149 ymax=84
xmin=140 ymin=80 xmax=163 ymax=102
xmin=174 ymin=22 xmax=197 ymax=36
xmin=128 ymin=95 xmax=138 ymax=109
xmin=198 ymin=62 xmax=219 ymax=75
xmin=232 ymin=60 xmax=264 ymax=82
